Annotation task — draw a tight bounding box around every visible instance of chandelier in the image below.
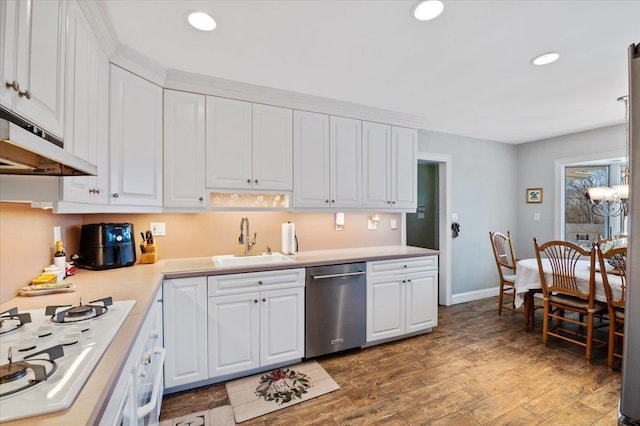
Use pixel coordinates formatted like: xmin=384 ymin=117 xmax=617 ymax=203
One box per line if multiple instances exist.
xmin=586 ymin=95 xmax=630 ymax=217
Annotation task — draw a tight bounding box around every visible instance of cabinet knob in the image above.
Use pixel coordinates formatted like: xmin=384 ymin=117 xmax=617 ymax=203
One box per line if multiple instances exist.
xmin=258 ymin=280 xmax=263 ymax=285
xmin=246 ymin=178 xmax=251 ymax=184
xmin=5 ymin=80 xmax=19 ymax=91
xmin=254 ymin=299 xmax=258 ymax=303
xmin=391 ymin=201 xmax=396 ymax=204
xmin=262 ymin=298 xmax=266 ymax=302
xmin=402 ymin=280 xmax=406 ymax=283
xmin=112 ymin=193 xmax=119 ymax=198
xmin=325 ymin=199 xmax=329 ymax=203
xmin=254 ymin=179 xmax=259 ymax=184
xmin=403 ymin=265 xmax=408 ymax=268
xmin=331 ymin=199 xmax=335 ymax=203
xmin=18 ymin=89 xmax=31 ymax=99
xmin=198 ymin=196 xmax=203 ymax=202
xmin=95 ymin=188 xmax=100 ymax=194
xmin=387 ymin=201 xmax=392 ymax=204
xmin=157 ymin=299 xmax=163 ymax=303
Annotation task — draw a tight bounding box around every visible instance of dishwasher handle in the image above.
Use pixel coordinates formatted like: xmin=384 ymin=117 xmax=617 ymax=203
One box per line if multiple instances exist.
xmin=311 ymin=271 xmax=365 ymax=280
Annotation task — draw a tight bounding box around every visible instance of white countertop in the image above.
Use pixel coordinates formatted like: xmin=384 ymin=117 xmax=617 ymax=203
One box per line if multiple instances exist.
xmin=0 ymin=245 xmax=437 ymax=425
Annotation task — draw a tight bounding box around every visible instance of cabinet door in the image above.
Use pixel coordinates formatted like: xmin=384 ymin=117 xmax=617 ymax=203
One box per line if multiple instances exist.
xmin=260 ymin=287 xmax=304 ymax=366
xmin=405 ymin=270 xmax=438 ymax=334
xmin=164 ymin=90 xmax=206 ymax=208
xmin=330 ymin=116 xmax=362 ymax=208
xmin=208 ymin=292 xmax=260 ymax=378
xmin=205 ymin=96 xmax=252 ymax=189
xmin=11 ymin=0 xmax=66 ymax=137
xmin=366 ymin=275 xmax=405 ymax=342
xmin=109 ymin=65 xmax=163 ymax=206
xmin=293 ymin=110 xmax=330 ymax=208
xmin=61 ymin=1 xmax=108 ymax=204
xmin=362 ymin=121 xmax=391 ymax=208
xmin=0 ymin=0 xmax=18 ymax=109
xmin=252 ymin=104 xmax=293 ymax=190
xmin=163 ymin=277 xmax=208 ymax=389
xmin=391 ymin=126 xmax=417 ymax=209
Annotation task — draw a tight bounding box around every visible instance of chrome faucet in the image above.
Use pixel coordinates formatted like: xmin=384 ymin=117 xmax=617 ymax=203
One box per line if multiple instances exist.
xmin=239 ymin=216 xmax=257 ymax=256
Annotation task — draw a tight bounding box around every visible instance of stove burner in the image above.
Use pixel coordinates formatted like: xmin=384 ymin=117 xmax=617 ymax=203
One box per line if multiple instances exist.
xmin=46 ymin=297 xmax=113 ymax=324
xmin=0 ymin=308 xmax=32 ymax=336
xmin=0 ymin=345 xmax=63 ymax=397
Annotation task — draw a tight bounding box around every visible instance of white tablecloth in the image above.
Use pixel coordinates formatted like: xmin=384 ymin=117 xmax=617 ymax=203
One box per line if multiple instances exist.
xmin=514 ymin=258 xmax=622 ymax=308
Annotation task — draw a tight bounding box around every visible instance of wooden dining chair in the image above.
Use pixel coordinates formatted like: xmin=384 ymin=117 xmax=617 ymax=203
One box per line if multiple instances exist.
xmin=489 ymin=231 xmax=518 ymax=316
xmin=595 ymin=244 xmax=627 ymax=369
xmin=533 ymin=239 xmax=607 ymax=361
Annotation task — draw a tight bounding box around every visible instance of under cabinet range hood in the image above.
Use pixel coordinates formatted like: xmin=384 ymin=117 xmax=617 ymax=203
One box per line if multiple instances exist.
xmin=0 ymin=108 xmax=97 ymax=176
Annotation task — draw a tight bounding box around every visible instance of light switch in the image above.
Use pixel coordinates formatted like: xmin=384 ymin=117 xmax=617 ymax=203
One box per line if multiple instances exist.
xmin=390 ymin=219 xmax=397 ymax=230
xmin=533 ymin=213 xmax=541 ymax=221
xmin=452 ymin=213 xmax=458 ymax=222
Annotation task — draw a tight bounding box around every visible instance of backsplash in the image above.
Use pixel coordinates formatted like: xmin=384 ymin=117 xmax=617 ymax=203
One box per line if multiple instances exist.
xmin=0 ymin=202 xmax=402 ymax=303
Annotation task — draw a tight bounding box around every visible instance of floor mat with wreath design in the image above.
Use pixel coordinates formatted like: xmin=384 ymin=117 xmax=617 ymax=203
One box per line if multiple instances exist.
xmin=225 ymin=360 xmax=340 ymax=423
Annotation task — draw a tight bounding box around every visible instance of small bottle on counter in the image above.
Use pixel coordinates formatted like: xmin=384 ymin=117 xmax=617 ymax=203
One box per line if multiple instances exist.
xmin=54 ymin=240 xmax=66 ymax=271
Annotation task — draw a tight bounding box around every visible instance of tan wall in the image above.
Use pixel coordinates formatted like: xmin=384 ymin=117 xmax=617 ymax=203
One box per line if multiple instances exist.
xmin=0 ymin=203 xmax=401 ymax=303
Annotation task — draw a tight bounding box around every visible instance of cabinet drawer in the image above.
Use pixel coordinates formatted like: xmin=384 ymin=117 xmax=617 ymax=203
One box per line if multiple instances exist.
xmin=208 ymin=268 xmax=305 ymax=296
xmin=367 ymin=256 xmax=438 ymax=277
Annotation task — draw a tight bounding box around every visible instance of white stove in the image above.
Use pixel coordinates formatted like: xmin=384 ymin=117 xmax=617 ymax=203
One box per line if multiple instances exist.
xmin=0 ymin=298 xmax=135 ymax=422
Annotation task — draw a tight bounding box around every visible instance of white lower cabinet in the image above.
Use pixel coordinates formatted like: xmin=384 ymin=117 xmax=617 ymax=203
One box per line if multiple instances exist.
xmin=366 ymin=256 xmax=438 ymax=343
xmin=163 ymin=277 xmax=208 ymax=389
xmin=208 ymin=269 xmax=305 ymax=379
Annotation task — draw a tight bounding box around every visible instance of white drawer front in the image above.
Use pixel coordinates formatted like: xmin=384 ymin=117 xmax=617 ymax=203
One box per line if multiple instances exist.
xmin=208 ymin=268 xmax=305 ymax=296
xmin=367 ymin=256 xmax=438 ymax=277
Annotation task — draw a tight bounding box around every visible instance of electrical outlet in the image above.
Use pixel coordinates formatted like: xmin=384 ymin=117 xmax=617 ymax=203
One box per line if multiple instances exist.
xmin=150 ymin=222 xmax=166 ymax=236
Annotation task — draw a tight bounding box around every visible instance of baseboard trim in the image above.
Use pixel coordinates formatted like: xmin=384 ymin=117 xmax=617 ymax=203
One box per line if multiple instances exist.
xmin=451 ymin=287 xmax=500 ymax=305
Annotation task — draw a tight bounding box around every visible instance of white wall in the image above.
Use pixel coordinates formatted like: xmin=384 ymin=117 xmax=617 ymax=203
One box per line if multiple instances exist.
xmin=418 ymin=130 xmax=518 ymax=297
xmin=515 ymin=123 xmax=625 ymax=259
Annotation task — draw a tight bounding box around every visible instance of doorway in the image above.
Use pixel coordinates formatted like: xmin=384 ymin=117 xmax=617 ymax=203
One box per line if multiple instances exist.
xmin=404 ymin=153 xmax=452 ymax=306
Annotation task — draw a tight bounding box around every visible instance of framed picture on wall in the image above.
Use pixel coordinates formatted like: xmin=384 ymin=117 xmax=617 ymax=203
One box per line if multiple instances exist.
xmin=526 ymin=188 xmax=543 ymax=203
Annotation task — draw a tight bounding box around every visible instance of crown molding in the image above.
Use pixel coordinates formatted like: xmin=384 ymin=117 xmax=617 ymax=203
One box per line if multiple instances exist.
xmin=110 ymin=44 xmax=167 ymax=87
xmin=75 ymin=0 xmax=118 ymax=57
xmin=165 ymin=69 xmax=425 ymax=129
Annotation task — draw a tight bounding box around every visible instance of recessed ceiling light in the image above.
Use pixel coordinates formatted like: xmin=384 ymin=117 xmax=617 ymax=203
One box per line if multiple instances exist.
xmin=530 ymin=52 xmax=560 ymax=66
xmin=412 ymin=0 xmax=444 ymax=21
xmin=187 ymin=11 xmax=216 ymax=31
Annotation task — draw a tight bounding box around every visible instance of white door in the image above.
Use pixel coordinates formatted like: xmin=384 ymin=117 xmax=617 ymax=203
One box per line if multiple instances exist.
xmin=164 ymin=90 xmax=206 ymax=208
xmin=362 ymin=121 xmax=391 ymax=208
xmin=109 ymin=65 xmax=163 ymax=206
xmin=260 ymin=287 xmax=305 ymax=366
xmin=208 ymin=292 xmax=260 ymax=377
xmin=252 ymin=104 xmax=293 ymax=190
xmin=293 ymin=110 xmax=330 ymax=208
xmin=62 ymin=1 xmax=108 ymax=204
xmin=366 ymin=275 xmax=405 ymax=342
xmin=391 ymin=126 xmax=417 ymax=209
xmin=12 ymin=0 xmax=66 ymax=137
xmin=163 ymin=277 xmax=208 ymax=388
xmin=405 ymin=271 xmax=438 ymax=334
xmin=205 ymin=96 xmax=252 ymax=189
xmin=330 ymin=116 xmax=362 ymax=208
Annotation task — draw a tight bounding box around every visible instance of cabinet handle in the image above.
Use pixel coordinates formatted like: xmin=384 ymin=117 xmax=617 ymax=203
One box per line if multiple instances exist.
xmin=112 ymin=193 xmax=119 ymax=198
xmin=18 ymin=89 xmax=31 ymax=99
xmin=254 ymin=299 xmax=258 ymax=303
xmin=5 ymin=80 xmax=19 ymax=91
xmin=262 ymin=298 xmax=266 ymax=302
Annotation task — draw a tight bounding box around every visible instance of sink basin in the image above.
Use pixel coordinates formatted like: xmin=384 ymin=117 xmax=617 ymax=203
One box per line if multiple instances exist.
xmin=212 ymin=252 xmax=295 ymax=268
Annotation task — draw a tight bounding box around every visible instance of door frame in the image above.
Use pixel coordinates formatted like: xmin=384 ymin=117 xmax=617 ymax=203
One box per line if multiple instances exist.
xmin=401 ymin=152 xmax=452 ymax=306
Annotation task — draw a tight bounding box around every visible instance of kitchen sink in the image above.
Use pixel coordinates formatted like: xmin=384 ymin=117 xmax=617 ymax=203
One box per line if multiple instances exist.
xmin=212 ymin=252 xmax=295 ymax=268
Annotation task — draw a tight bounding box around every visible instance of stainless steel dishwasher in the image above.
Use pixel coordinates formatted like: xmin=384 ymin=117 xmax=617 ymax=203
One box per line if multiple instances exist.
xmin=305 ymin=263 xmax=366 ymax=358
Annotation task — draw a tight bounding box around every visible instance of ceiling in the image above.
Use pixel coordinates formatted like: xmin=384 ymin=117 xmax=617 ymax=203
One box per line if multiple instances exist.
xmin=101 ymin=0 xmax=640 ymax=144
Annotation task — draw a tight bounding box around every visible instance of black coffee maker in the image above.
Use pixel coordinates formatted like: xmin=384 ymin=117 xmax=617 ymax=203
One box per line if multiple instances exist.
xmin=77 ymin=223 xmax=136 ymax=270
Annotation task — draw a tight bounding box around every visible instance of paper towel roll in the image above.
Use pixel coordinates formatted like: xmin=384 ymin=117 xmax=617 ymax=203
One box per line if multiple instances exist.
xmin=282 ymin=222 xmax=296 ymax=255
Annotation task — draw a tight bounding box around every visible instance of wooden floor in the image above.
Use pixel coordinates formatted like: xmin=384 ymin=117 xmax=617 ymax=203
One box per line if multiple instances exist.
xmin=160 ymin=297 xmax=621 ymax=425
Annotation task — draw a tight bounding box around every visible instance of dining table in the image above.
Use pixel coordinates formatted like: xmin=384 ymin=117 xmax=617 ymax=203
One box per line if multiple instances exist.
xmin=514 ymin=258 xmax=623 ymax=329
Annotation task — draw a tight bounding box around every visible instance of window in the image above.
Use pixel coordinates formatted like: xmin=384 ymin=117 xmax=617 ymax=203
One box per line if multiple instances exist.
xmin=564 ymin=165 xmax=608 ymax=243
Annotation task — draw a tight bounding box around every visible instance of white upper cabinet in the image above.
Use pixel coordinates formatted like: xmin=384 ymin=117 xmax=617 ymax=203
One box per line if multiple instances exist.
xmin=362 ymin=122 xmax=417 ymax=210
xmin=251 ymin=103 xmax=293 ymax=191
xmin=205 ymin=96 xmax=252 ymax=190
xmin=164 ymin=90 xmax=206 ymax=208
xmin=206 ymin=97 xmax=293 ymax=191
xmin=61 ymin=1 xmax=109 ymax=204
xmin=109 ymin=65 xmax=163 ymax=206
xmin=293 ymin=112 xmax=362 ymax=208
xmin=1 ymin=0 xmax=67 ymax=137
